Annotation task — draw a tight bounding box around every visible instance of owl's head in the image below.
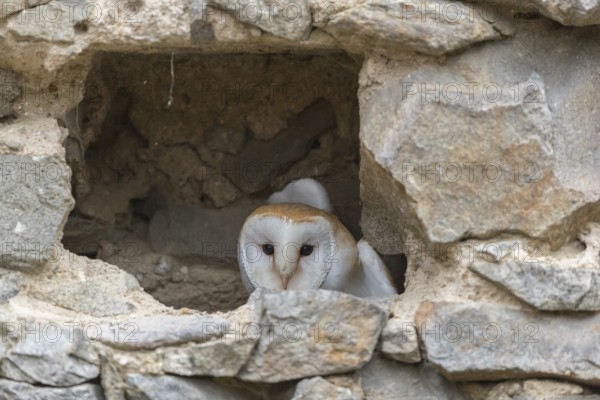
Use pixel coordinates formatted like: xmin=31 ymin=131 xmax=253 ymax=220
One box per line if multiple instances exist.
xmin=238 ymin=203 xmax=354 ymax=291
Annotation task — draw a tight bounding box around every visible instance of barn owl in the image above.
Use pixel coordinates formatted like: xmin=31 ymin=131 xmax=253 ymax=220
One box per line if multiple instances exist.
xmin=238 ymin=178 xmax=397 ymax=297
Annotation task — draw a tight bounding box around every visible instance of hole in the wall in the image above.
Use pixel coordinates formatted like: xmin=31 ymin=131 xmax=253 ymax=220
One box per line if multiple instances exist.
xmin=62 ymin=51 xmax=406 ymax=312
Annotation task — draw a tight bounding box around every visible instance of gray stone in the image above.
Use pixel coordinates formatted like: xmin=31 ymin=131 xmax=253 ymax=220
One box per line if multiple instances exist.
xmin=238 ymin=289 xmax=387 ymax=382
xmin=125 ymin=374 xmax=255 ymax=400
xmin=32 ymin=281 xmax=136 ymax=317
xmin=0 ymin=269 xmax=21 ymax=302
xmin=292 ymin=376 xmax=360 ymax=400
xmin=361 ymin=353 xmax=468 ymax=399
xmin=202 ymin=174 xmax=241 ymax=208
xmin=0 ymin=379 xmax=104 ymax=400
xmin=99 ymin=315 xmax=230 ymax=349
xmin=0 ymin=70 xmax=20 ymax=118
xmin=416 ymin=302 xmax=600 ymax=384
xmin=322 ymin=0 xmax=499 ymax=57
xmin=380 ymin=317 xmax=422 ymax=363
xmin=212 ymin=0 xmax=312 ymax=40
xmin=0 ymin=0 xmax=51 ymax=19
xmin=148 ymin=204 xmax=257 ymax=261
xmin=224 ymin=99 xmax=336 ymax=193
xmin=6 ymin=0 xmax=86 ymax=43
xmin=0 ymin=154 xmax=74 ymax=270
xmin=1 ymin=325 xmax=100 ymax=386
xmin=470 ymin=260 xmax=600 ymax=311
xmin=162 ymin=335 xmax=257 ymax=376
xmin=360 ymin=24 xmax=600 ymax=253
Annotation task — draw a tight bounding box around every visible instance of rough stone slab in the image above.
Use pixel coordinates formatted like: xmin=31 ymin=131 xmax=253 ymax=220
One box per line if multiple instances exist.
xmin=99 ymin=315 xmax=230 ymax=349
xmin=223 ymin=99 xmax=336 ymax=193
xmin=361 ymin=353 xmax=468 ymax=399
xmin=292 ymin=376 xmax=360 ymax=400
xmin=0 ymin=70 xmax=20 ymax=118
xmin=359 ymin=24 xmax=600 ymax=252
xmin=162 ymin=335 xmax=256 ymax=376
xmin=125 ymin=374 xmax=255 ymax=400
xmin=0 ymin=154 xmax=74 ymax=270
xmin=470 ymin=260 xmax=600 ymax=311
xmin=212 ymin=0 xmax=312 ymax=40
xmin=416 ymin=302 xmax=600 ymax=384
xmin=380 ymin=317 xmax=422 ymax=363
xmin=6 ymin=1 xmax=87 ymax=43
xmin=322 ymin=0 xmax=499 ymax=57
xmin=0 ymin=325 xmax=100 ymax=386
xmin=237 ymin=289 xmax=387 ymax=382
xmin=0 ymin=379 xmax=103 ymax=400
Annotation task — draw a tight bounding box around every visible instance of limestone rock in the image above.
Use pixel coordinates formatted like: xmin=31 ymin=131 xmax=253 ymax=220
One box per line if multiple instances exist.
xmin=361 ymin=353 xmax=468 ymax=399
xmin=0 ymin=379 xmax=103 ymax=400
xmin=379 ymin=317 xmax=421 ymax=363
xmin=1 ymin=325 xmax=100 ymax=386
xmin=125 ymin=374 xmax=254 ymax=400
xmin=322 ymin=0 xmax=499 ymax=57
xmin=359 ymin=24 xmax=600 ymax=253
xmin=162 ymin=335 xmax=257 ymax=377
xmin=99 ymin=315 xmax=230 ymax=349
xmin=238 ymin=289 xmax=387 ymax=382
xmin=417 ymin=302 xmax=600 ymax=384
xmin=470 ymin=260 xmax=600 ymax=311
xmin=0 ymin=70 xmax=20 ymax=118
xmin=292 ymin=376 xmax=360 ymax=400
xmin=211 ymin=0 xmax=312 ymax=40
xmin=0 ymin=155 xmax=73 ymax=270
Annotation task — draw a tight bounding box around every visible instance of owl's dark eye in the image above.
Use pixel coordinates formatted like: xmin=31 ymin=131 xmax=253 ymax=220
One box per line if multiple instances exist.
xmin=262 ymin=244 xmax=274 ymax=255
xmin=300 ymin=245 xmax=314 ymax=256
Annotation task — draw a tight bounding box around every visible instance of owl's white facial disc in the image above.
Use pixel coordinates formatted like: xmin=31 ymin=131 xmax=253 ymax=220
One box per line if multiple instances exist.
xmin=238 ymin=214 xmax=336 ymax=291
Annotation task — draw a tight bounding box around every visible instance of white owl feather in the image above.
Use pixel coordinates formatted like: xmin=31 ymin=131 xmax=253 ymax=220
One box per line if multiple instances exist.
xmin=238 ymin=178 xmax=397 ymax=297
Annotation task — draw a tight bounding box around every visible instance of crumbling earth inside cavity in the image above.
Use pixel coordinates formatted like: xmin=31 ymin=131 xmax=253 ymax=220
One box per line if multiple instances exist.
xmin=61 ymin=51 xmax=405 ymax=312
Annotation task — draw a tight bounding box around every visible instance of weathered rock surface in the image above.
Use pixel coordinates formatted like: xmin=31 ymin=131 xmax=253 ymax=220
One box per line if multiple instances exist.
xmin=322 ymin=0 xmax=499 ymax=57
xmin=28 ymin=251 xmax=144 ymax=317
xmin=417 ymin=302 xmax=600 ymax=384
xmin=379 ymin=317 xmax=421 ymax=363
xmin=0 ymin=153 xmax=73 ymax=270
xmin=212 ymin=0 xmax=312 ymax=40
xmin=238 ymin=289 xmax=387 ymax=382
xmin=162 ymin=335 xmax=257 ymax=377
xmin=361 ymin=353 xmax=468 ymax=399
xmin=99 ymin=315 xmax=230 ymax=349
xmin=360 ymin=24 xmax=600 ymax=252
xmin=292 ymin=376 xmax=360 ymax=400
xmin=0 ymin=325 xmax=99 ymax=386
xmin=0 ymin=379 xmax=103 ymax=400
xmin=470 ymin=260 xmax=600 ymax=311
xmin=125 ymin=374 xmax=254 ymax=400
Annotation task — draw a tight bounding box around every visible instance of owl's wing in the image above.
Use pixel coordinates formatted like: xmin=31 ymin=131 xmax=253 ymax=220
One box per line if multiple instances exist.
xmin=267 ymin=178 xmax=333 ymax=213
xmin=345 ymin=239 xmax=398 ymax=297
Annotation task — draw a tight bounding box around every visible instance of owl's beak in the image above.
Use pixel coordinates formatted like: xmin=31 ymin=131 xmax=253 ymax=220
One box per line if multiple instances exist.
xmin=281 ymin=275 xmax=290 ymax=290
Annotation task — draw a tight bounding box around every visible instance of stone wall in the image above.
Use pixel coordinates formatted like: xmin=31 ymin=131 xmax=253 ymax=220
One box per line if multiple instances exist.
xmin=0 ymin=0 xmax=599 ymax=399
